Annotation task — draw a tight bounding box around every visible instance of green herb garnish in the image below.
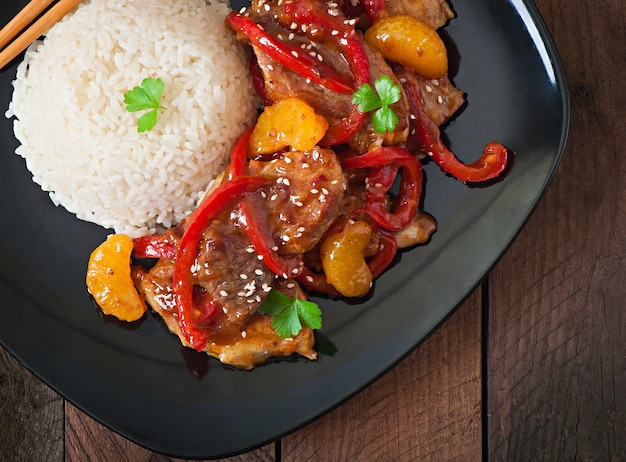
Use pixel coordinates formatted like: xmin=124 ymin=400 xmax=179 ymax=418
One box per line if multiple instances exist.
xmin=259 ymin=290 xmax=322 ymax=338
xmin=352 ymin=75 xmax=401 ymax=134
xmin=124 ymin=77 xmax=167 ymax=132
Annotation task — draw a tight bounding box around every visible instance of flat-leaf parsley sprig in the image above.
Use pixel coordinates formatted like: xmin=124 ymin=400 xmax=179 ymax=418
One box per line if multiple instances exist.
xmin=124 ymin=77 xmax=167 ymax=132
xmin=259 ymin=290 xmax=322 ymax=338
xmin=352 ymin=75 xmax=401 ymax=134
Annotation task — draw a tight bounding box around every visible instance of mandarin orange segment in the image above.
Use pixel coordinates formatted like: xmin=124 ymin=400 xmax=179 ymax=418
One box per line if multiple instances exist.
xmin=320 ymin=220 xmax=373 ymax=298
xmin=364 ymin=15 xmax=448 ymax=79
xmin=249 ymin=97 xmax=329 ymax=155
xmin=86 ymin=234 xmax=146 ymax=322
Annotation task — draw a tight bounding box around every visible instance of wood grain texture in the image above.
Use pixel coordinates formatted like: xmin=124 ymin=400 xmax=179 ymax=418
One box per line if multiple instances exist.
xmin=283 ymin=289 xmax=483 ymax=461
xmin=65 ymin=401 xmax=275 ymax=461
xmin=486 ymin=0 xmax=626 ymax=459
xmin=0 ymin=347 xmax=63 ymax=461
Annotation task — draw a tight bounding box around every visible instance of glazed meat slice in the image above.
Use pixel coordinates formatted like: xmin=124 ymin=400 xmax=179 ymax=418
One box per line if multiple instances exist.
xmin=403 ymin=71 xmax=465 ymax=126
xmin=385 ymin=0 xmax=455 ymax=29
xmin=134 ymin=259 xmax=317 ymax=370
xmin=248 ymin=147 xmax=347 ymax=255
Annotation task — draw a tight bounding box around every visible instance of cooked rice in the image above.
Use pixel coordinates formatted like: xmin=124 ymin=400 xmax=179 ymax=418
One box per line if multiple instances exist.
xmin=6 ymin=0 xmax=259 ymax=236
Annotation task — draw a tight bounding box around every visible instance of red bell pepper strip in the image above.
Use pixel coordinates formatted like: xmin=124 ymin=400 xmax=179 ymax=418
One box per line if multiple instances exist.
xmin=361 ymin=0 xmax=387 ymax=23
xmin=228 ymin=125 xmax=255 ymax=179
xmin=173 ymin=175 xmax=271 ymax=351
xmin=249 ymin=56 xmax=272 ymax=106
xmin=280 ymin=0 xmax=371 ymax=145
xmin=341 ymin=147 xmax=422 ymax=231
xmin=226 ymin=12 xmax=355 ymax=95
xmin=367 ymin=229 xmax=397 ymax=279
xmin=234 ymin=198 xmax=304 ymax=279
xmin=133 ymin=234 xmax=176 ymax=259
xmin=403 ymin=74 xmax=508 ymax=183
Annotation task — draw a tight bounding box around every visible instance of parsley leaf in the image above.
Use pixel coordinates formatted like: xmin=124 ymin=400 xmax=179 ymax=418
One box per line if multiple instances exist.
xmin=352 ymin=75 xmax=401 ymax=134
xmin=259 ymin=290 xmax=322 ymax=338
xmin=124 ymin=77 xmax=167 ymax=132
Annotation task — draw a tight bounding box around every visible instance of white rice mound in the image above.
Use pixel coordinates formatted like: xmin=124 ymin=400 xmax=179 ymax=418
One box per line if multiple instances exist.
xmin=6 ymin=0 xmax=259 ymax=236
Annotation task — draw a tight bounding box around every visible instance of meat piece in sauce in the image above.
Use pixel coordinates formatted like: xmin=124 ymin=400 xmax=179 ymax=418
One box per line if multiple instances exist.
xmin=384 ymin=0 xmax=455 ymax=29
xmin=248 ymin=147 xmax=347 ymax=255
xmin=135 ymin=256 xmax=316 ymax=370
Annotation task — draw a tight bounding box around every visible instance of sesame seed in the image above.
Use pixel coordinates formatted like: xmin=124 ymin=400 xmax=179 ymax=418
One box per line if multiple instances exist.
xmin=255 ymin=269 xmax=264 ymax=276
xmin=425 ymin=84 xmax=433 ymax=93
xmin=290 ymin=22 xmax=297 ymax=29
xmin=302 ymin=162 xmax=310 ymax=168
xmin=294 ymin=201 xmax=303 ymax=207
xmin=258 ymin=254 xmax=264 ymax=260
xmin=437 ymin=95 xmax=444 ymax=104
xmin=291 ymin=50 xmax=299 ymax=58
xmin=322 ymin=187 xmax=329 ymax=195
xmin=292 ymin=268 xmax=300 ymax=274
xmin=267 ymin=64 xmax=274 ymax=71
xmin=220 ymin=290 xmax=228 ymax=297
xmin=277 ymin=33 xmax=284 ymax=40
xmin=288 ymin=32 xmax=295 ymax=40
xmin=246 ymin=245 xmax=255 ymax=253
xmin=431 ymin=79 xmax=440 ymax=86
xmin=282 ymin=235 xmax=290 ymax=241
xmin=306 ymin=276 xmax=314 ymax=283
xmin=240 ymin=274 xmax=248 ymax=280
xmin=284 ymin=156 xmax=292 ymax=163
xmin=311 ymin=188 xmax=319 ymax=194
xmin=270 ymin=194 xmax=278 ymax=201
xmin=263 ymin=3 xmax=270 ymax=11
xmin=305 ymin=78 xmax=311 ymax=84
xmin=297 ymin=226 xmax=305 ymax=232
xmin=241 ymin=330 xmax=247 ymax=338
xmin=287 ymin=282 xmax=295 ymax=288
xmin=410 ymin=114 xmax=416 ymax=120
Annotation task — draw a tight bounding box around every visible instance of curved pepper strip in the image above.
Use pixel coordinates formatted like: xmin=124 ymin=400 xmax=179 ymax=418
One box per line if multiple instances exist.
xmin=133 ymin=234 xmax=176 ymax=259
xmin=361 ymin=0 xmax=387 ymax=23
xmin=280 ymin=0 xmax=370 ymax=145
xmin=249 ymin=57 xmax=272 ymax=105
xmin=367 ymin=229 xmax=397 ymax=279
xmin=173 ymin=176 xmax=271 ymax=351
xmin=226 ymin=12 xmax=354 ymax=95
xmin=403 ymin=74 xmax=508 ymax=182
xmin=341 ymin=147 xmax=422 ymax=231
xmin=228 ymin=125 xmax=254 ymax=179
xmin=234 ymin=198 xmax=304 ymax=279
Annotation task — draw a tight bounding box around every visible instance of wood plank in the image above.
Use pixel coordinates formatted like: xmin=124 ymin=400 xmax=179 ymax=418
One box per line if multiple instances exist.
xmin=486 ymin=0 xmax=626 ymax=459
xmin=0 ymin=347 xmax=63 ymax=461
xmin=65 ymin=401 xmax=275 ymax=461
xmin=283 ymin=288 xmax=483 ymax=461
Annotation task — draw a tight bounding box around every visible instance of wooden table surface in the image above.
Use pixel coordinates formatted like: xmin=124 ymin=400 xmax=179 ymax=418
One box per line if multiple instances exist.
xmin=1 ymin=0 xmax=624 ymax=459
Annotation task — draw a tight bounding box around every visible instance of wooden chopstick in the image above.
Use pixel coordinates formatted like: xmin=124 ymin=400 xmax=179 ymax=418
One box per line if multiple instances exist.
xmin=0 ymin=0 xmax=83 ymax=70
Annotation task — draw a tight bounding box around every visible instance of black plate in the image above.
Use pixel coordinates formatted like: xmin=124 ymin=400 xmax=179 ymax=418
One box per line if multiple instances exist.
xmin=0 ymin=0 xmax=568 ymax=458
